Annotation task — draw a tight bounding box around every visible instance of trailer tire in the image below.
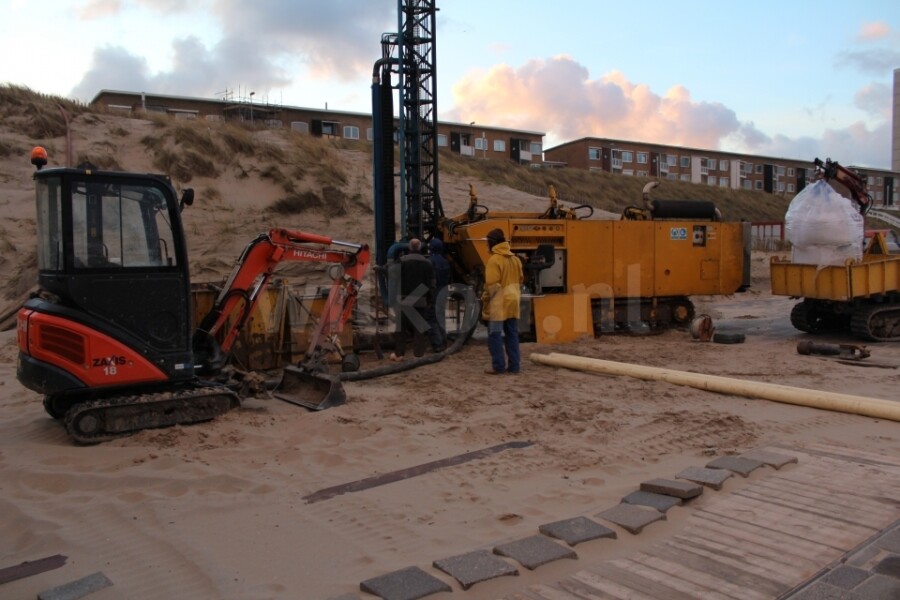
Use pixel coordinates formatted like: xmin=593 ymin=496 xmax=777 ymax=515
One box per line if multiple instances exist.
xmin=713 ymin=332 xmax=746 ymax=344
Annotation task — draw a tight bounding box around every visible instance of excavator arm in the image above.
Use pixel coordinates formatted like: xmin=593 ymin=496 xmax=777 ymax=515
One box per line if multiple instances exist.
xmin=193 ymin=228 xmax=370 ymax=374
xmin=814 ymin=157 xmax=872 ymax=216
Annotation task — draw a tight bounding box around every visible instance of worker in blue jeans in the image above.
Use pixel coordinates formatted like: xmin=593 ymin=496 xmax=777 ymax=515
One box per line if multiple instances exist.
xmin=481 ymin=228 xmax=523 ymax=374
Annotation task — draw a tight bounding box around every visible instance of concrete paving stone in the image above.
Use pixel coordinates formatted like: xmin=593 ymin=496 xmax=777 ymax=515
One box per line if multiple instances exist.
xmin=875 ymin=528 xmax=900 ymax=554
xmin=848 ymin=574 xmax=900 ymax=599
xmin=783 ymin=581 xmax=846 ymax=600
xmin=739 ymin=448 xmax=799 ymax=469
xmin=538 ymin=516 xmax=617 ymax=546
xmin=639 ymin=478 xmax=703 ymax=499
xmin=432 ymin=549 xmax=518 ymax=590
xmin=493 ymin=535 xmax=577 ymax=571
xmin=872 ymin=554 xmax=900 ymax=579
xmin=359 ymin=566 xmax=451 ymax=600
xmin=38 ymin=572 xmax=113 ymax=600
xmin=705 ymin=455 xmax=764 ymax=477
xmin=621 ymin=490 xmax=683 ymax=513
xmin=846 ymin=545 xmax=881 ymax=568
xmin=821 ymin=565 xmax=871 ymax=589
xmin=675 ymin=466 xmax=733 ymax=490
xmin=596 ymin=503 xmax=666 ymax=534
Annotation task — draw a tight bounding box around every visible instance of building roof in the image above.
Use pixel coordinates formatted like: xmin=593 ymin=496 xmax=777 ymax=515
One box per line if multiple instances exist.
xmin=91 ymin=89 xmax=545 ymax=136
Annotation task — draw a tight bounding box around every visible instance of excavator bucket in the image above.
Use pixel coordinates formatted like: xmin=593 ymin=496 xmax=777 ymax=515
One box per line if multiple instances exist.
xmin=273 ymin=365 xmax=346 ymax=411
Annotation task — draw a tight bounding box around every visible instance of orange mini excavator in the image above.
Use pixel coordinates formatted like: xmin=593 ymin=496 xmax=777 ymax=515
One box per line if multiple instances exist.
xmin=17 ymin=148 xmax=370 ymax=443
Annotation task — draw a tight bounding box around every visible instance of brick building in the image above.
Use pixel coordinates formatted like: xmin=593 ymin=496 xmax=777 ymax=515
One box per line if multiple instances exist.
xmin=545 ymin=137 xmax=898 ymax=208
xmin=90 ymin=90 xmax=545 ymax=166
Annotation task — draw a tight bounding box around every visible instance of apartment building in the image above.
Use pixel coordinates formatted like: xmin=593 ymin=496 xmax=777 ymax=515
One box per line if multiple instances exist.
xmin=90 ymin=90 xmax=545 ymax=166
xmin=545 ymin=137 xmax=898 ymax=207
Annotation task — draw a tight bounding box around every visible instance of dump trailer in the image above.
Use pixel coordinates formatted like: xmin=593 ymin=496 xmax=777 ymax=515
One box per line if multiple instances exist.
xmin=771 ymin=158 xmax=900 ymax=342
xmin=771 ymin=236 xmax=900 ymax=341
xmin=440 ymin=184 xmax=750 ymax=343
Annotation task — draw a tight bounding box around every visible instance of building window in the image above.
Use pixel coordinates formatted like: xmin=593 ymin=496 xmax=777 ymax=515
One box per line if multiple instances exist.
xmin=637 ymin=152 xmax=648 ymax=164
xmin=343 ymin=126 xmax=360 ymax=140
xmin=742 ymin=180 xmax=752 ymax=189
xmin=437 ymin=134 xmax=448 ymax=147
xmin=680 ymin=156 xmax=690 ymax=168
xmin=666 ymin=155 xmax=677 ymax=166
xmin=719 ymin=178 xmax=729 ymax=187
xmin=876 ymin=176 xmax=883 ymax=185
xmin=755 ymin=180 xmax=763 ymax=190
xmin=493 ymin=139 xmax=506 ymax=152
xmin=621 ymin=151 xmax=633 ymax=163
xmin=719 ymin=159 xmax=729 ymax=171
xmin=666 ymin=173 xmax=677 ymax=181
xmin=474 ymin=137 xmax=488 ymax=151
xmin=367 ymin=128 xmax=374 ymax=141
xmin=623 ymin=169 xmax=634 ymax=176
xmin=589 ymin=147 xmax=601 ymax=160
xmin=708 ymin=176 xmax=717 ymax=186
xmin=291 ymin=121 xmax=309 ymax=134
xmin=755 ymin=164 xmax=763 ymax=174
xmin=680 ymin=174 xmax=691 ymax=182
xmin=777 ymin=182 xmax=785 ymax=192
xmin=787 ymin=167 xmax=795 ymax=177
xmin=530 ymin=142 xmax=542 ymax=155
xmin=787 ymin=183 xmax=795 ymax=193
xmin=777 ymin=166 xmax=786 ymax=176
xmin=637 ymin=170 xmax=648 ymax=177
xmin=321 ymin=121 xmax=340 ymax=136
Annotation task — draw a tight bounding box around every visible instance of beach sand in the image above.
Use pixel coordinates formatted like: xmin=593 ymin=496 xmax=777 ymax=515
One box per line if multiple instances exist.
xmin=0 ymin=113 xmax=898 ymax=599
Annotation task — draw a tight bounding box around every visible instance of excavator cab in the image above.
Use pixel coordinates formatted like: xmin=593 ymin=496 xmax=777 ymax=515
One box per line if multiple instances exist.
xmin=19 ymin=166 xmax=197 ymax=403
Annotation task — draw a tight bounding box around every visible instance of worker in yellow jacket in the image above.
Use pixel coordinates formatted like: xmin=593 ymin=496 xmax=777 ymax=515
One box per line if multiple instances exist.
xmin=481 ymin=228 xmax=524 ymax=374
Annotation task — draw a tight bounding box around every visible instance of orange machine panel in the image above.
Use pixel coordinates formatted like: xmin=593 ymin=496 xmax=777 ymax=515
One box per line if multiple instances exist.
xmin=22 ymin=311 xmax=169 ymax=388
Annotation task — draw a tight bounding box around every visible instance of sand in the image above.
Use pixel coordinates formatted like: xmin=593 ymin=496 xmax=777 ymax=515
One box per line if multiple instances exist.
xmin=0 ymin=113 xmax=898 ymax=600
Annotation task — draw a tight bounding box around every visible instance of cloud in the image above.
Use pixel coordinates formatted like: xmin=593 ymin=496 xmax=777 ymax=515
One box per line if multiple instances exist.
xmin=835 ymin=48 xmax=900 ymax=74
xmin=75 ymin=0 xmax=192 ymax=19
xmin=76 ymin=0 xmax=123 ymax=19
xmin=447 ymin=56 xmax=755 ymax=150
xmin=447 ymin=54 xmax=892 ymax=168
xmin=854 ymin=82 xmax=891 ymax=120
xmin=71 ymin=1 xmax=394 ymax=100
xmin=70 ymin=37 xmax=290 ymax=101
xmin=857 ymin=22 xmax=891 ymax=42
xmin=213 ymin=0 xmax=395 ymax=79
xmin=71 ymin=46 xmax=152 ymax=98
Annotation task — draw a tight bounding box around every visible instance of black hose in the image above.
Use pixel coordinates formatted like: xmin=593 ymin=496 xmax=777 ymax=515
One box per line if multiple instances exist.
xmin=338 ymin=298 xmax=480 ymax=382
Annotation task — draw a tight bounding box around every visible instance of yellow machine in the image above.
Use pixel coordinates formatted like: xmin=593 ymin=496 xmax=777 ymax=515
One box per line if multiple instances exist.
xmin=770 ymin=158 xmax=900 ymax=342
xmin=441 ymin=184 xmax=750 ymax=343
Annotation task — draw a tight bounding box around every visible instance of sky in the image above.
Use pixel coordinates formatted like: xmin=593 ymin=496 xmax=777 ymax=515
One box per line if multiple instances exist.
xmin=2 ymin=0 xmax=900 ymax=168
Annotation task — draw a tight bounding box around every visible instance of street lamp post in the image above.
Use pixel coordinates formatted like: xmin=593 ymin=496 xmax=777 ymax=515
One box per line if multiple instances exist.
xmin=249 ymin=91 xmax=255 ymax=124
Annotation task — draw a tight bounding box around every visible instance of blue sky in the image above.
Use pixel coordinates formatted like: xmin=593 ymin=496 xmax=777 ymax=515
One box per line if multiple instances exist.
xmin=2 ymin=0 xmax=899 ymax=167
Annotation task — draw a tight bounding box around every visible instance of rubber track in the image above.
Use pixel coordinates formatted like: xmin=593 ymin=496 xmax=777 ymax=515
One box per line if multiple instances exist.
xmin=64 ymin=387 xmax=240 ymax=444
xmin=850 ymin=303 xmax=900 ymax=342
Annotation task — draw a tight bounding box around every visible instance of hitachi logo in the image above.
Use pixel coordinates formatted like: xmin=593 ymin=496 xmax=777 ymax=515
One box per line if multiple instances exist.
xmin=292 ymin=249 xmax=327 ymax=260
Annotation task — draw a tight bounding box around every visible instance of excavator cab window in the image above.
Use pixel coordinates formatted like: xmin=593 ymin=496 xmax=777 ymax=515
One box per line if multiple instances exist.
xmin=35 ymin=177 xmax=64 ymax=271
xmin=68 ymin=179 xmax=178 ymax=269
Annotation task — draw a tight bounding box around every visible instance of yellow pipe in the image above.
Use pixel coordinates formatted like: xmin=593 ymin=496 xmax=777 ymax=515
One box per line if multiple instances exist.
xmin=530 ymin=352 xmax=900 ymax=422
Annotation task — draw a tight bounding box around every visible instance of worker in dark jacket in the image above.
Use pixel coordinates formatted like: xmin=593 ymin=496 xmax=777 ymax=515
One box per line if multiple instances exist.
xmin=427 ymin=237 xmax=452 ymax=352
xmin=481 ymin=228 xmax=523 ymax=374
xmin=391 ymin=238 xmax=436 ymax=360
